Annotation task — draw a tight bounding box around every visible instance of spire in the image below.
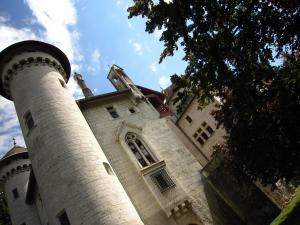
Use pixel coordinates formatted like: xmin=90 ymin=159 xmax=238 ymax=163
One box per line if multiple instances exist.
xmin=73 ymin=72 xmax=94 ymax=98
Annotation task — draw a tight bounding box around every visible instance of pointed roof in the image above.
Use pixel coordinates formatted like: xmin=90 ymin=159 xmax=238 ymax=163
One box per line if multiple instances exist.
xmin=1 ymin=146 xmax=27 ymax=160
xmin=0 ymin=146 xmax=28 ymax=169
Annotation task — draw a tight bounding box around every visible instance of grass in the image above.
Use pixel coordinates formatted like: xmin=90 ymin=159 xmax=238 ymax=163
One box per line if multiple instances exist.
xmin=270 ymin=186 xmax=300 ymax=225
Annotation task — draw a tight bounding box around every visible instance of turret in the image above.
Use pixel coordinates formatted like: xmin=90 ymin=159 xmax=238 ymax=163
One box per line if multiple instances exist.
xmin=0 ymin=146 xmax=41 ymax=225
xmin=108 ymin=64 xmax=144 ymax=100
xmin=0 ymin=41 xmax=144 ymax=225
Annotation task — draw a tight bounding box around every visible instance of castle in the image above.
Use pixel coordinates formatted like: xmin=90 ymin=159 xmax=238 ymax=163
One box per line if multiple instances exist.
xmin=0 ymin=40 xmax=280 ymax=225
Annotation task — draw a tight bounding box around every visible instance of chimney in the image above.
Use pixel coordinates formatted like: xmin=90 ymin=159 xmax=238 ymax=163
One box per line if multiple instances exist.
xmin=74 ymin=72 xmax=94 ymax=98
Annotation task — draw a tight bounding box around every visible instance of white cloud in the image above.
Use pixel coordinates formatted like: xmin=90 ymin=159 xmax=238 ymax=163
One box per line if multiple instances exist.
xmin=92 ymin=48 xmax=101 ymax=63
xmin=0 ymin=18 xmax=37 ymax=50
xmin=87 ymin=48 xmax=101 ymax=74
xmin=0 ymin=97 xmax=25 ymax=156
xmin=127 ymin=21 xmax=133 ymax=29
xmin=116 ymin=0 xmax=122 ymax=6
xmin=149 ymin=62 xmax=158 ymax=72
xmin=133 ymin=43 xmax=143 ymax=55
xmin=0 ymin=15 xmax=9 ymax=24
xmin=128 ymin=40 xmax=143 ymax=55
xmin=0 ymin=0 xmax=82 ymax=155
xmin=25 ymin=0 xmax=79 ymax=62
xmin=158 ymin=76 xmax=171 ymax=89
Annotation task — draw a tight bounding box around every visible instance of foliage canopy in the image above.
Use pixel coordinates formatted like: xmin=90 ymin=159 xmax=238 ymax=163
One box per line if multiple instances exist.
xmin=128 ymin=0 xmax=300 ymax=186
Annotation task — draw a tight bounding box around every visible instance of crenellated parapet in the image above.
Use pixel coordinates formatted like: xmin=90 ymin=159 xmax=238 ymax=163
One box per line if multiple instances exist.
xmin=0 ymin=163 xmax=31 ymax=183
xmin=0 ymin=146 xmax=31 ymax=184
xmin=1 ymin=56 xmax=67 ymax=99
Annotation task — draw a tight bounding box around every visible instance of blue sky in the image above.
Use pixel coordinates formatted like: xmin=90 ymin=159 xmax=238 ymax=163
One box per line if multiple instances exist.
xmin=0 ymin=0 xmax=186 ymax=156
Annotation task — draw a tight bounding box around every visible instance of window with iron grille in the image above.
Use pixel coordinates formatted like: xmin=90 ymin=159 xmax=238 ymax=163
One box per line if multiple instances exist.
xmin=151 ymin=169 xmax=175 ymax=192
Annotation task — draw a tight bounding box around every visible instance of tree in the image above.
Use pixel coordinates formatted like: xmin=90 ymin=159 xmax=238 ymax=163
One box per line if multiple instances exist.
xmin=128 ymin=0 xmax=300 ymax=186
xmin=0 ymin=188 xmax=11 ymax=225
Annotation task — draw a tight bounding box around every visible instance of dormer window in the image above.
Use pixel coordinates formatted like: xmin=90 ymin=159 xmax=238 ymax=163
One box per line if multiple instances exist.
xmin=106 ymin=106 xmax=119 ymax=118
xmin=24 ymin=111 xmax=35 ymax=130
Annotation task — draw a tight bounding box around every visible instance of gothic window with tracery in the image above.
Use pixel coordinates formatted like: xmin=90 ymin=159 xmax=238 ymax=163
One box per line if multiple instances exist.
xmin=125 ymin=132 xmax=157 ymax=167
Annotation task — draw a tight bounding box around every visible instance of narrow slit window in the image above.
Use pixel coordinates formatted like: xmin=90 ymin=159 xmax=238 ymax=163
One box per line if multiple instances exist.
xmin=59 ymin=79 xmax=67 ymax=88
xmin=12 ymin=188 xmax=19 ymax=199
xmin=24 ymin=111 xmax=35 ymax=130
xmin=103 ymin=162 xmax=114 ymax=176
xmin=57 ymin=210 xmax=71 ymax=225
xmin=106 ymin=106 xmax=119 ymax=118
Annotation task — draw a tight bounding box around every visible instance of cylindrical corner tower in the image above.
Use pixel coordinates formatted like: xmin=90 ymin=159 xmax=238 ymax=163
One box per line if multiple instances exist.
xmin=0 ymin=41 xmax=144 ymax=225
xmin=0 ymin=146 xmax=41 ymax=225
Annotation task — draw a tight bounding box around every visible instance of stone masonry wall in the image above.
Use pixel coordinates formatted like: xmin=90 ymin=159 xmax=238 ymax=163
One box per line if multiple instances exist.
xmin=3 ymin=51 xmax=144 ymax=225
xmin=81 ymin=96 xmax=215 ymax=225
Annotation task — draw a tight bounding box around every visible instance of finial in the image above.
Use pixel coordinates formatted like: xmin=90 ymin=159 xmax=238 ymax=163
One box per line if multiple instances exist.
xmin=12 ymin=137 xmax=16 ymax=147
xmin=74 ymin=72 xmax=83 ymax=81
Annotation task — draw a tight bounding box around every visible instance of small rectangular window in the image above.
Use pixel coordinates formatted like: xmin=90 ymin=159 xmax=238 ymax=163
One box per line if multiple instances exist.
xmin=128 ymin=107 xmax=136 ymax=114
xmin=185 ymin=115 xmax=192 ymax=123
xmin=206 ymin=126 xmax=214 ymax=135
xmin=106 ymin=106 xmax=119 ymax=118
xmin=193 ymin=121 xmax=214 ymax=146
xmin=201 ymin=132 xmax=209 ymax=140
xmin=12 ymin=188 xmax=19 ymax=199
xmin=24 ymin=111 xmax=35 ymax=130
xmin=151 ymin=169 xmax=175 ymax=193
xmin=197 ymin=137 xmax=205 ymax=145
xmin=57 ymin=210 xmax=71 ymax=225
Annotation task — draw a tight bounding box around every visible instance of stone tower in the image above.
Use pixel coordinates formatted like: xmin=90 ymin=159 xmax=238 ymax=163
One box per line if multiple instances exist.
xmin=0 ymin=146 xmax=41 ymax=225
xmin=0 ymin=41 xmax=144 ymax=225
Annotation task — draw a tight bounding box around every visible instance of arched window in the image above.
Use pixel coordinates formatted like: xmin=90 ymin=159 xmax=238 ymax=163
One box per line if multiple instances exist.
xmin=125 ymin=132 xmax=157 ymax=167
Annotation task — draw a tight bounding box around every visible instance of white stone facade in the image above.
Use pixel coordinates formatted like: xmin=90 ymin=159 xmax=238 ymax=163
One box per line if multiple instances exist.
xmin=0 ymin=41 xmax=279 ymax=225
xmin=79 ymin=94 xmax=214 ymax=225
